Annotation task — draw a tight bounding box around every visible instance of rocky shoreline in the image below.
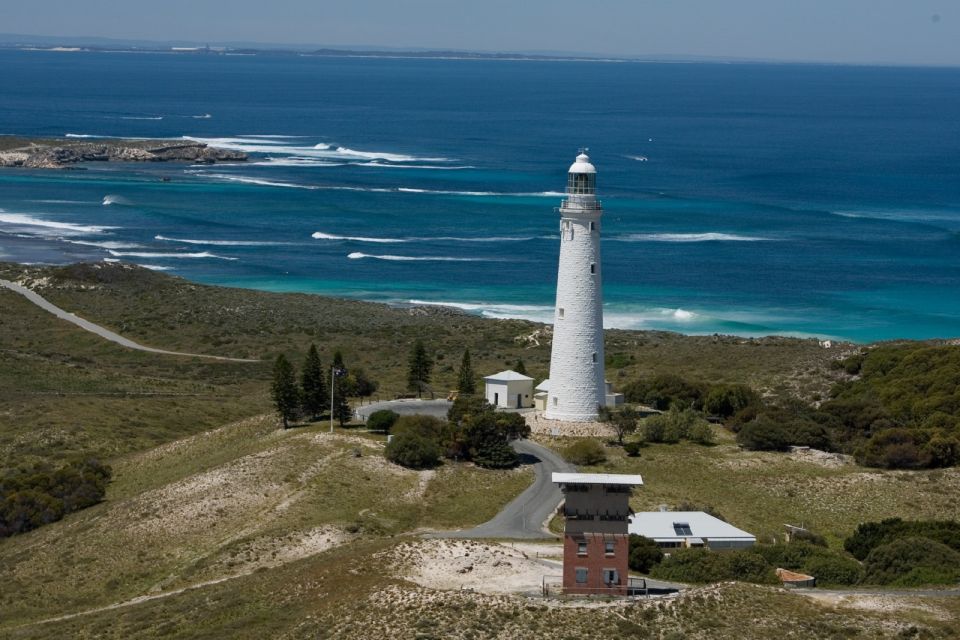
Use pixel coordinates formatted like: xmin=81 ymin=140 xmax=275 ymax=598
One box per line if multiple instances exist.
xmin=0 ymin=136 xmax=246 ymax=168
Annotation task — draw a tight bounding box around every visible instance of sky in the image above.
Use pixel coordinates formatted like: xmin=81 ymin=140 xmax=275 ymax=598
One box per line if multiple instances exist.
xmin=2 ymin=0 xmax=958 ymax=65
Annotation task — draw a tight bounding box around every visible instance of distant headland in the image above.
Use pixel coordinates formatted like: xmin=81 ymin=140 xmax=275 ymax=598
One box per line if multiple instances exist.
xmin=0 ymin=136 xmax=246 ymax=169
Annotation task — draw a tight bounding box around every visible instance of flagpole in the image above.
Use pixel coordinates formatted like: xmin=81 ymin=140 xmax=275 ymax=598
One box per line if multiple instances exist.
xmin=330 ymin=365 xmax=335 ymax=433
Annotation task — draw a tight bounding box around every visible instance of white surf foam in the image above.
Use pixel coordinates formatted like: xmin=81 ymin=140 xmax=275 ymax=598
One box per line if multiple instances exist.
xmin=397 ymin=187 xmax=564 ymax=197
xmin=0 ymin=211 xmax=115 ymax=235
xmin=107 ymin=250 xmax=237 ymax=261
xmin=65 ymin=239 xmax=144 ymax=249
xmin=192 ymin=113 xmax=212 ymax=119
xmin=625 ymin=155 xmax=649 ymax=162
xmin=616 ymin=233 xmax=769 ymax=242
xmin=313 ymin=231 xmax=533 ymax=244
xmin=155 ymin=234 xmax=291 ymax=246
xmin=119 ymin=115 xmax=163 ymax=120
xmin=347 ymin=252 xmax=490 ymax=262
xmin=183 ymin=136 xmax=450 ymax=163
xmin=102 ymin=195 xmax=130 ymax=206
xmin=29 ymin=199 xmax=91 ymax=205
xmin=201 ymin=174 xmax=319 ymax=189
xmin=313 ymin=232 xmax=406 ymax=244
xmin=406 ymin=299 xmax=554 ymax=321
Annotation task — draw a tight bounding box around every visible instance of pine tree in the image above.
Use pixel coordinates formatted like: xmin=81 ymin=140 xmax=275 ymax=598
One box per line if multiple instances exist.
xmin=331 ymin=349 xmax=351 ymax=426
xmin=457 ymin=349 xmax=476 ymax=395
xmin=514 ymin=358 xmax=527 ymax=376
xmin=271 ymin=354 xmax=300 ymax=429
xmin=407 ymin=340 xmax=433 ymax=398
xmin=300 ymin=344 xmax=327 ymax=420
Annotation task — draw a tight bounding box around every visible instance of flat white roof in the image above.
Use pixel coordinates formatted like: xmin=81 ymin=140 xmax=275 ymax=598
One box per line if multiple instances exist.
xmin=552 ymin=472 xmax=644 ymax=486
xmin=629 ymin=511 xmax=756 ymax=541
xmin=535 ymin=379 xmax=550 ymax=391
xmin=484 ymin=370 xmax=534 ymax=382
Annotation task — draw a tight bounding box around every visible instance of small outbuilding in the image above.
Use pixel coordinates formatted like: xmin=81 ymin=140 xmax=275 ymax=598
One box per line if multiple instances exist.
xmin=483 ymin=370 xmax=534 ymax=409
xmin=628 ymin=510 xmax=756 ymax=551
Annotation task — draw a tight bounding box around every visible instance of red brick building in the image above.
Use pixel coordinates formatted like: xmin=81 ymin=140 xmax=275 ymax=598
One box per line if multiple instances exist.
xmin=552 ymin=472 xmax=643 ymax=595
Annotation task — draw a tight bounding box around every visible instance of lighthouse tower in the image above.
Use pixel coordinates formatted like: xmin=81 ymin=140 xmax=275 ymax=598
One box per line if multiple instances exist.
xmin=545 ymin=151 xmax=606 ymax=422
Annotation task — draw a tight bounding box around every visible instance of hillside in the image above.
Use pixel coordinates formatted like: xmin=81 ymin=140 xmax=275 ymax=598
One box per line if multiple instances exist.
xmin=2 ymin=261 xmax=959 ymax=638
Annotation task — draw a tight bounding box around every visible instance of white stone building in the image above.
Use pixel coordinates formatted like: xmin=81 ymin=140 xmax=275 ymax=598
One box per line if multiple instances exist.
xmin=483 ymin=370 xmax=534 ymax=409
xmin=544 ymin=152 xmax=607 ymax=422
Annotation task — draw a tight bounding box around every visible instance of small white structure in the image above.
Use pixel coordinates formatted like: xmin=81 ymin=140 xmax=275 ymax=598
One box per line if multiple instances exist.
xmin=629 ymin=511 xmax=756 ymax=551
xmin=534 ymin=379 xmax=550 ymax=411
xmin=484 ymin=370 xmax=534 ymax=409
xmin=545 ymin=152 xmax=607 ymax=422
xmin=604 ymin=381 xmax=624 ymax=407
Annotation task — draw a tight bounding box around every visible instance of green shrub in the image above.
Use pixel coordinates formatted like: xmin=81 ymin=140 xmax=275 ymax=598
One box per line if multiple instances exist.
xmin=650 ymin=548 xmax=778 ymax=584
xmin=366 ymin=409 xmax=400 ymax=433
xmin=622 ymin=374 xmax=706 ymax=411
xmin=562 ymin=439 xmax=607 ymax=466
xmin=736 ymin=419 xmax=792 ymax=451
xmin=623 ymin=441 xmax=642 ymax=457
xmin=393 ymin=415 xmax=446 ymax=440
xmin=385 ymin=432 xmax=441 ymax=470
xmin=688 ymin=422 xmax=714 ymax=445
xmin=862 ymin=537 xmax=960 ymax=586
xmin=628 ymin=534 xmax=664 ymax=573
xmin=0 ymin=458 xmax=112 ymax=537
xmin=844 ymin=518 xmax=960 ymax=560
xmin=703 ymin=384 xmax=760 ymax=418
xmin=804 ymin=555 xmax=864 ymax=586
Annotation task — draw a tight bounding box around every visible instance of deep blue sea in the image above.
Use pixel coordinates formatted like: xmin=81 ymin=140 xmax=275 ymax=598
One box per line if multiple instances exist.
xmin=1 ymin=50 xmax=959 ymax=342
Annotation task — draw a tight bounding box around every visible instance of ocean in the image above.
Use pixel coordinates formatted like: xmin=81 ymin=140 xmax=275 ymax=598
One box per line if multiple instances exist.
xmin=1 ymin=49 xmax=958 ymax=343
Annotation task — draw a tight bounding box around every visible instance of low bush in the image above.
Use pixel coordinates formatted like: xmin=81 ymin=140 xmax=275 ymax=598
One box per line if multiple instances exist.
xmin=366 ymin=409 xmax=400 ymax=433
xmin=623 ymin=441 xmax=642 ymax=457
xmin=862 ymin=537 xmax=960 ymax=586
xmin=384 ymin=431 xmax=441 ymax=469
xmin=845 ymin=518 xmax=960 ymax=560
xmin=747 ymin=541 xmax=862 ymax=585
xmin=650 ymin=548 xmax=778 ymax=585
xmin=562 ymin=439 xmax=607 ymax=466
xmin=0 ymin=458 xmax=111 ymax=537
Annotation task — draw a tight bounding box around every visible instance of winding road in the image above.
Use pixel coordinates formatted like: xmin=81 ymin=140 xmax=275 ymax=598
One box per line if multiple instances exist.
xmin=0 ymin=279 xmax=259 ymax=363
xmin=431 ymin=439 xmax=575 ymax=540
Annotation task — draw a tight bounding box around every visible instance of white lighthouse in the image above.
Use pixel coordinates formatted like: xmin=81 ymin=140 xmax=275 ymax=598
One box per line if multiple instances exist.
xmin=544 ymin=151 xmax=606 ymax=422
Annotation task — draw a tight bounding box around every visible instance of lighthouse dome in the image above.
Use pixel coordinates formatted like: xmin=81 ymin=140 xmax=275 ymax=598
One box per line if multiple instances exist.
xmin=568 ymin=152 xmax=596 ymax=174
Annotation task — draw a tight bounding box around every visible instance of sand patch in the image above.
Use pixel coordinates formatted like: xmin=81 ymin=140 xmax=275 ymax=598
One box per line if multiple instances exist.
xmin=387 ymin=539 xmax=558 ymax=595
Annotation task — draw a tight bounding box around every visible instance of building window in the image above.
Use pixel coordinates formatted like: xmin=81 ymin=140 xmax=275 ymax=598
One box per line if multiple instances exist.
xmin=553 ymin=397 xmax=558 ymax=407
xmin=603 ymin=569 xmax=619 ymax=585
xmin=577 ymin=542 xmax=588 ymax=556
xmin=673 ymin=523 xmax=693 ymax=536
xmin=590 ymin=221 xmax=596 ymax=231
xmin=604 ymin=541 xmax=615 ymax=555
xmin=575 ymin=567 xmax=588 ymax=584
xmin=558 ymin=308 xmax=564 ymax=319
xmin=592 ymin=352 xmax=597 ymax=363
xmin=590 ymin=263 xmax=596 ymax=274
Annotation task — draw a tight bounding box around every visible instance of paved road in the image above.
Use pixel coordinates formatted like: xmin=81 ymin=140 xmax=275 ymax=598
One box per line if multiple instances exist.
xmin=430 ymin=439 xmax=575 ymax=540
xmin=355 ymin=399 xmax=573 ymax=539
xmin=1 ymin=279 xmax=259 ymax=363
xmin=355 ymin=398 xmax=453 ymax=420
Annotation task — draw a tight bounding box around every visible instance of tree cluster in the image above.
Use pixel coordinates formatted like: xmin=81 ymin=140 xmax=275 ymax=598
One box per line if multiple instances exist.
xmin=1 ymin=458 xmax=111 ymax=537
xmin=383 ymin=396 xmax=530 ymax=470
xmin=271 ymin=345 xmax=378 ymax=428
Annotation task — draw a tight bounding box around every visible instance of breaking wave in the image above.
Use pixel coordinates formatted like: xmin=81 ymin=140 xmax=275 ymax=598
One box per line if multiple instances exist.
xmin=347 ymin=252 xmax=491 ymax=262
xmin=155 ymin=234 xmax=292 ymax=246
xmin=0 ymin=211 xmax=115 ymax=235
xmin=313 ymin=232 xmax=405 ymax=244
xmin=102 ymin=195 xmax=131 ymax=206
xmin=183 ymin=136 xmax=450 ymax=163
xmin=64 ymin=239 xmax=144 ymax=249
xmin=119 ymin=115 xmax=163 ymax=120
xmin=313 ymin=231 xmax=534 ymax=244
xmin=107 ymin=250 xmax=237 ymax=261
xmin=615 ymin=233 xmax=769 ymax=242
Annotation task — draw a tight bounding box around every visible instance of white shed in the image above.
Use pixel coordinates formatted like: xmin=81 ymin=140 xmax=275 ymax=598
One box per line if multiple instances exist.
xmin=484 ymin=370 xmax=535 ymax=409
xmin=628 ymin=511 xmax=756 ymax=551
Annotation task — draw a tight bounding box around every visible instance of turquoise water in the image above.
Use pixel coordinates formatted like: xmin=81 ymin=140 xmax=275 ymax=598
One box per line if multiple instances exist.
xmin=0 ymin=50 xmax=958 ymax=342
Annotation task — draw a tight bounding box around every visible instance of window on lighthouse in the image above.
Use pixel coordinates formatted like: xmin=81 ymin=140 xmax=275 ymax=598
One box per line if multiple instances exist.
xmin=590 ymin=263 xmax=596 ymax=274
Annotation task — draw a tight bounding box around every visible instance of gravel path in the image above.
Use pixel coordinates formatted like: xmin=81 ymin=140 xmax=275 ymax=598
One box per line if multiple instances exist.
xmin=0 ymin=279 xmax=259 ymax=363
